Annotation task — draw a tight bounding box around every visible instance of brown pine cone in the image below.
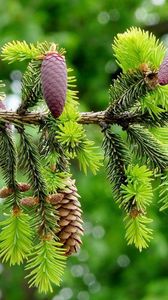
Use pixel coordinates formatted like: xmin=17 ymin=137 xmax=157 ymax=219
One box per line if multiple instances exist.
xmin=41 ymin=51 xmax=67 ymax=118
xmin=52 ymin=178 xmax=84 ymax=256
xmin=20 ymin=178 xmax=83 ymax=255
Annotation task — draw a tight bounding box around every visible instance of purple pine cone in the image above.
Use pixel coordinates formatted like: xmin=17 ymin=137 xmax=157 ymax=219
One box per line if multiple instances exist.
xmin=41 ymin=52 xmax=67 ymax=118
xmin=0 ymin=101 xmax=6 ymax=110
xmin=158 ymin=55 xmax=168 ymax=86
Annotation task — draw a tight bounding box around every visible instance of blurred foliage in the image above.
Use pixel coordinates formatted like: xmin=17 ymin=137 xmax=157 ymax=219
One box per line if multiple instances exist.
xmin=1 ymin=0 xmax=168 ymax=299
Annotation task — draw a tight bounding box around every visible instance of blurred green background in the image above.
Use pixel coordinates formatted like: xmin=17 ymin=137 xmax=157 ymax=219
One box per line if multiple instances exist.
xmin=1 ymin=0 xmax=168 ymax=299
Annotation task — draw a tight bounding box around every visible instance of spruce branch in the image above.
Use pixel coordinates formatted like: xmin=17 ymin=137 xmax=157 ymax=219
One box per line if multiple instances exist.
xmin=121 ymin=165 xmax=153 ymax=212
xmin=17 ymin=126 xmax=59 ymax=237
xmin=1 ymin=27 xmax=168 ymax=292
xmin=0 ymin=124 xmax=20 ymax=207
xmin=39 ymin=123 xmax=68 ymax=172
xmin=1 ymin=41 xmax=52 ymax=63
xmin=1 ymin=41 xmax=65 ymax=63
xmin=158 ymin=172 xmax=168 ymax=211
xmin=102 ymin=127 xmax=130 ymax=203
xmin=18 ymin=126 xmax=47 ymax=200
xmin=1 ymin=109 xmax=168 ymax=128
xmin=106 ymin=70 xmax=155 ymax=116
xmin=137 ymin=111 xmax=168 ymax=127
xmin=126 ymin=125 xmax=168 ymax=170
xmin=113 ymin=27 xmax=166 ymax=71
xmin=0 ymin=211 xmax=33 ymax=265
xmin=1 ymin=41 xmax=41 ymax=62
xmin=124 ymin=214 xmax=153 ymax=251
xmin=25 ymin=239 xmax=66 ymax=293
xmin=18 ymin=60 xmax=42 ymax=114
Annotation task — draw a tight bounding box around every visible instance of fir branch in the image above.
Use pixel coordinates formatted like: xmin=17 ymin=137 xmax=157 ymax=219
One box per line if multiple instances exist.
xmin=121 ymin=165 xmax=153 ymax=212
xmin=1 ymin=41 xmax=42 ymax=63
xmin=124 ymin=214 xmax=153 ymax=251
xmin=40 ymin=116 xmax=69 ymax=172
xmin=56 ymin=120 xmax=103 ymax=174
xmin=76 ymin=139 xmax=103 ymax=175
xmin=0 ymin=124 xmax=19 ymax=206
xmin=1 ymin=41 xmax=56 ymax=63
xmin=126 ymin=125 xmax=168 ymax=170
xmin=18 ymin=126 xmax=59 ymax=236
xmin=41 ymin=170 xmax=68 ymax=194
xmin=18 ymin=60 xmax=42 ymax=114
xmin=0 ymin=110 xmax=159 ymax=126
xmin=113 ymin=27 xmax=166 ymax=71
xmin=158 ymin=172 xmax=168 ymax=211
xmin=106 ymin=70 xmax=153 ymax=116
xmin=149 ymin=127 xmax=168 ymax=145
xmin=56 ymin=120 xmax=84 ymax=159
xmin=0 ymin=211 xmax=33 ymax=265
xmin=138 ymin=111 xmax=168 ymax=127
xmin=102 ymin=127 xmax=130 ymax=203
xmin=18 ymin=127 xmax=47 ymax=200
xmin=25 ymin=239 xmax=66 ymax=293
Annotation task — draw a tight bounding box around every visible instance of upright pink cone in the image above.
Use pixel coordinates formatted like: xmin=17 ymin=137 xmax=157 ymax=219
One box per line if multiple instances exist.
xmin=158 ymin=55 xmax=168 ymax=86
xmin=41 ymin=52 xmax=67 ymax=118
xmin=0 ymin=101 xmax=6 ymax=110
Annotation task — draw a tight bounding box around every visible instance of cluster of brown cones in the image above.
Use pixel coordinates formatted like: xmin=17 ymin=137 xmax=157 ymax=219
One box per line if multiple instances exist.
xmin=0 ymin=178 xmax=83 ymax=256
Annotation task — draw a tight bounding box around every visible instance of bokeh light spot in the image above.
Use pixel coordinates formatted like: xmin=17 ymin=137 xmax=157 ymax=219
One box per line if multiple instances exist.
xmin=97 ymin=11 xmax=110 ymax=25
xmin=77 ymin=291 xmax=90 ymax=300
xmin=151 ymin=0 xmax=165 ymax=6
xmin=117 ymin=254 xmax=130 ymax=268
xmin=71 ymin=264 xmax=84 ymax=277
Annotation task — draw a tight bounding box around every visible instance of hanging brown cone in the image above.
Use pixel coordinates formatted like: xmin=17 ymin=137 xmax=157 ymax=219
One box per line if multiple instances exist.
xmin=50 ymin=178 xmax=84 ymax=256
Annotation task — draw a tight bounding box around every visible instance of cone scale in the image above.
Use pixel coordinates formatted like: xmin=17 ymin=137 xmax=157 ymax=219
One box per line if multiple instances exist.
xmin=158 ymin=55 xmax=168 ymax=86
xmin=41 ymin=52 xmax=67 ymax=118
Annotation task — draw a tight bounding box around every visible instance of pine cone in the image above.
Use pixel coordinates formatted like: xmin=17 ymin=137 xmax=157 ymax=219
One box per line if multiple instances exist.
xmin=158 ymin=55 xmax=168 ymax=85
xmin=0 ymin=101 xmax=6 ymax=110
xmin=41 ymin=51 xmax=67 ymax=118
xmin=52 ymin=178 xmax=84 ymax=256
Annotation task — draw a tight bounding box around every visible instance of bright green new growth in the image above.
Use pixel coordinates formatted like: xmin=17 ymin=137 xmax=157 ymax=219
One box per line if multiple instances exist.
xmin=26 ymin=240 xmax=66 ymax=293
xmin=141 ymin=84 xmax=168 ymax=117
xmin=113 ymin=27 xmax=166 ymax=72
xmin=57 ymin=121 xmax=103 ymax=174
xmin=0 ymin=212 xmax=33 ymax=265
xmin=1 ymin=41 xmax=41 ymax=62
xmin=1 ymin=41 xmax=65 ymax=63
xmin=1 ymin=27 xmax=168 ymax=293
xmin=121 ymin=165 xmax=153 ymax=212
xmin=124 ymin=215 xmax=153 ymax=252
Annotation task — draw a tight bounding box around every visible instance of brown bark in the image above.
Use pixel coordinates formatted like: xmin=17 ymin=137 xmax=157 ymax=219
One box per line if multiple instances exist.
xmin=0 ymin=110 xmax=139 ymax=126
